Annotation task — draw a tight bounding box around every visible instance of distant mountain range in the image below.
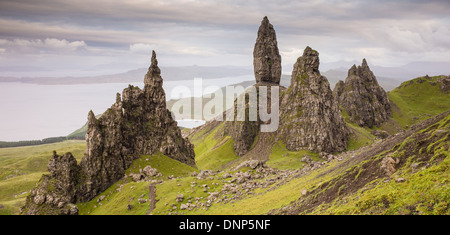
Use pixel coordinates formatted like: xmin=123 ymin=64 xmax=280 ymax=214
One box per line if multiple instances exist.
xmin=0 ymin=65 xmax=253 ymax=85
xmin=1 ymin=61 xmax=449 ymax=91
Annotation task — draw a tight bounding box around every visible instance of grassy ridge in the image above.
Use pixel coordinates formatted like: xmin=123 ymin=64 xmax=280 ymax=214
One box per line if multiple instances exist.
xmin=309 ymin=113 xmax=450 ymax=214
xmin=388 ymin=76 xmax=450 ymax=129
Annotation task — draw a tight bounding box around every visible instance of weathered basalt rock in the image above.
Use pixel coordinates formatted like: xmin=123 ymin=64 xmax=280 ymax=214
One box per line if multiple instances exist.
xmin=21 ymin=51 xmax=195 ymax=214
xmin=279 ymin=46 xmax=350 ymax=153
xmin=224 ymin=17 xmax=283 ymax=156
xmin=438 ymin=75 xmax=450 ymax=93
xmin=20 ymin=152 xmax=79 ymax=215
xmin=333 ymin=59 xmax=392 ymax=128
xmin=253 ymin=16 xmax=281 ymax=85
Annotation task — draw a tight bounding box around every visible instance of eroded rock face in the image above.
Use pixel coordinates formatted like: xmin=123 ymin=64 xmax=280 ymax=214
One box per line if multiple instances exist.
xmin=253 ymin=16 xmax=281 ymax=85
xmin=279 ymin=46 xmax=350 ymax=153
xmin=223 ymin=87 xmax=262 ymax=156
xmin=333 ymin=59 xmax=392 ymax=128
xmin=21 ymin=51 xmax=195 ymax=214
xmin=20 ymin=152 xmax=79 ymax=215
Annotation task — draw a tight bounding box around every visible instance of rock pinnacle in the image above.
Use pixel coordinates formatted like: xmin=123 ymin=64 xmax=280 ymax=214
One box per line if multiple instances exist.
xmin=144 ymin=50 xmax=162 ymax=86
xmin=253 ymin=16 xmax=281 ymax=84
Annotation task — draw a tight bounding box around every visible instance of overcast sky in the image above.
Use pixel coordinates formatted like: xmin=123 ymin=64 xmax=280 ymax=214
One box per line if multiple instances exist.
xmin=0 ymin=0 xmax=449 ymax=77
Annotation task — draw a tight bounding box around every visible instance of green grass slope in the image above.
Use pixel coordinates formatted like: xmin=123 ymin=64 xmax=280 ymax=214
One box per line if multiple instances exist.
xmin=388 ymin=75 xmax=450 ymax=130
xmin=310 ymin=112 xmax=449 ymax=214
xmin=189 ymin=122 xmax=239 ymax=170
xmin=77 ymin=152 xmax=197 ymax=215
xmin=267 ymin=140 xmax=320 ymax=170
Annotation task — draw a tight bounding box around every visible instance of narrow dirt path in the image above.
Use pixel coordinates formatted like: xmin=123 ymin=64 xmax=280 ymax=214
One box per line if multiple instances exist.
xmin=146 ymin=183 xmax=158 ymax=215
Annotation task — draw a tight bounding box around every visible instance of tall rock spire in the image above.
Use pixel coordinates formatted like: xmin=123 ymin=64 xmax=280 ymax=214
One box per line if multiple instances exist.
xmin=144 ymin=50 xmax=163 ymax=86
xmin=253 ymin=16 xmax=281 ymax=84
xmin=142 ymin=50 xmax=166 ymax=106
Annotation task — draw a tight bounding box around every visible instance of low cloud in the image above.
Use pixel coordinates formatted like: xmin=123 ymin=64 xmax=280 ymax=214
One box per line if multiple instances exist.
xmin=0 ymin=38 xmax=86 ymax=54
xmin=129 ymin=43 xmax=157 ymax=54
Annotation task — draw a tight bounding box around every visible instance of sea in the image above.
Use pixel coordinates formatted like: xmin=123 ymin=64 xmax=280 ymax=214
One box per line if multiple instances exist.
xmin=0 ymin=75 xmax=254 ymax=141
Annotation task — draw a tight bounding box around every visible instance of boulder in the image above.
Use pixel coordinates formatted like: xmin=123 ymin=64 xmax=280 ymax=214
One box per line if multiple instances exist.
xmin=143 ymin=165 xmax=158 ymax=177
xmin=176 ymin=194 xmax=184 ymax=202
xmin=371 ymin=130 xmax=390 ymax=139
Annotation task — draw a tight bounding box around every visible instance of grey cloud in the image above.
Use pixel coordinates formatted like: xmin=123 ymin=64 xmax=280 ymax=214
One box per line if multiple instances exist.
xmin=0 ymin=0 xmax=449 ymax=75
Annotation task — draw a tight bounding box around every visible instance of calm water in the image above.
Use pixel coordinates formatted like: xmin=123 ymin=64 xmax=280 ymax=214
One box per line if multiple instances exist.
xmin=0 ymin=75 xmax=253 ymax=141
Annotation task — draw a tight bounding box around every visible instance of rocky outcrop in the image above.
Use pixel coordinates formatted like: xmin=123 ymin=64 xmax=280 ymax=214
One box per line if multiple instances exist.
xmin=226 ymin=19 xmax=349 ymax=157
xmin=279 ymin=46 xmax=350 ymax=153
xmin=438 ymin=75 xmax=450 ymax=93
xmin=253 ymin=16 xmax=281 ymax=85
xmin=20 ymin=152 xmax=79 ymax=215
xmin=333 ymin=59 xmax=392 ymax=128
xmin=78 ymin=50 xmax=195 ymax=201
xmin=21 ymin=51 xmax=195 ymax=214
xmin=224 ymin=16 xmax=283 ymax=156
xmin=224 ymin=97 xmax=261 ymax=156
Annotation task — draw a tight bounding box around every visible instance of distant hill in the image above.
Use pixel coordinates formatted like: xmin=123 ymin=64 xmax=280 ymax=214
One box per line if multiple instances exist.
xmin=322 ymin=69 xmax=400 ymax=91
xmin=0 ymin=65 xmax=253 ymax=85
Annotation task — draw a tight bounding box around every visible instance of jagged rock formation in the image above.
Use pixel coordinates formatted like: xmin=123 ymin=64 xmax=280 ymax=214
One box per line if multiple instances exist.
xmin=333 ymin=59 xmax=392 ymax=128
xmin=224 ymin=16 xmax=282 ymax=156
xmin=21 ymin=51 xmax=195 ymax=214
xmin=253 ymin=16 xmax=282 ymax=85
xmin=279 ymin=46 xmax=350 ymax=153
xmin=20 ymin=152 xmax=80 ymax=215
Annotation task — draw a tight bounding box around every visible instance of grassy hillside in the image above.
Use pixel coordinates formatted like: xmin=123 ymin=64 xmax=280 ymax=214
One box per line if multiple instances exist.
xmin=189 ymin=122 xmax=239 ymax=170
xmin=387 ymin=75 xmax=450 ymax=130
xmin=266 ymin=140 xmax=320 ymax=170
xmin=77 ymin=152 xmax=197 ymax=215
